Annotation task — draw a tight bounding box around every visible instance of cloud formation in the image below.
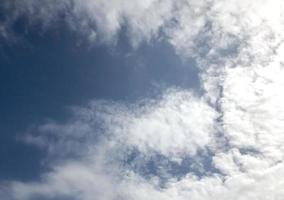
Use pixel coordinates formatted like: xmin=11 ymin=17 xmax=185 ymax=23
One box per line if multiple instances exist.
xmin=1 ymin=0 xmax=175 ymax=45
xmin=8 ymin=90 xmax=218 ymax=200
xmin=2 ymin=0 xmax=284 ymax=199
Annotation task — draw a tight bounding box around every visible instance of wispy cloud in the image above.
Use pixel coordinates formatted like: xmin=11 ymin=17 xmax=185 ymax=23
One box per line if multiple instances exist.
xmin=1 ymin=0 xmax=175 ymax=45
xmin=8 ymin=89 xmax=218 ymax=200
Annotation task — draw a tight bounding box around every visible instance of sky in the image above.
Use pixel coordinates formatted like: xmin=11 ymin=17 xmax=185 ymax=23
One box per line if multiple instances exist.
xmin=1 ymin=0 xmax=284 ymax=200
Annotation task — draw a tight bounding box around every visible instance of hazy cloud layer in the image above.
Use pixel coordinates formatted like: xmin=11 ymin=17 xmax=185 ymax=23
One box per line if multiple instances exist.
xmin=2 ymin=0 xmax=284 ymax=199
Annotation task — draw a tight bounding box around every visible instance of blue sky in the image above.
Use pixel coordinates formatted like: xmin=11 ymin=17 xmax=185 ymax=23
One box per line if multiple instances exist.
xmin=0 ymin=11 xmax=199 ymax=182
xmin=1 ymin=0 xmax=284 ymax=200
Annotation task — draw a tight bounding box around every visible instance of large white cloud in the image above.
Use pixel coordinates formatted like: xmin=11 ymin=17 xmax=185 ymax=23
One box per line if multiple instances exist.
xmin=2 ymin=0 xmax=284 ymax=199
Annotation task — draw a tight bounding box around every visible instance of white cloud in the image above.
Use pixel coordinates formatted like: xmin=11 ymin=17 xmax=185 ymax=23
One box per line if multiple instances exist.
xmin=2 ymin=0 xmax=284 ymax=199
xmin=23 ymin=89 xmax=217 ymax=158
xmin=1 ymin=0 xmax=175 ymax=45
xmin=114 ymin=90 xmax=218 ymax=157
xmin=7 ymin=89 xmax=218 ymax=200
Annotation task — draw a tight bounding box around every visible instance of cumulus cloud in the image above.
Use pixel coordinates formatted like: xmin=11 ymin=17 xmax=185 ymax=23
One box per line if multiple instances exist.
xmin=2 ymin=0 xmax=284 ymax=199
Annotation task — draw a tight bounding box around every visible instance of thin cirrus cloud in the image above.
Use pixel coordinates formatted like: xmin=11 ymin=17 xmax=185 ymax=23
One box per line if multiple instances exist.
xmin=1 ymin=0 xmax=284 ymax=199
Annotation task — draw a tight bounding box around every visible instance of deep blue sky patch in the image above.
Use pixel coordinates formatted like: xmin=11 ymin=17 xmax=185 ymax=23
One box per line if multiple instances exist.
xmin=0 ymin=16 xmax=199 ymax=182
